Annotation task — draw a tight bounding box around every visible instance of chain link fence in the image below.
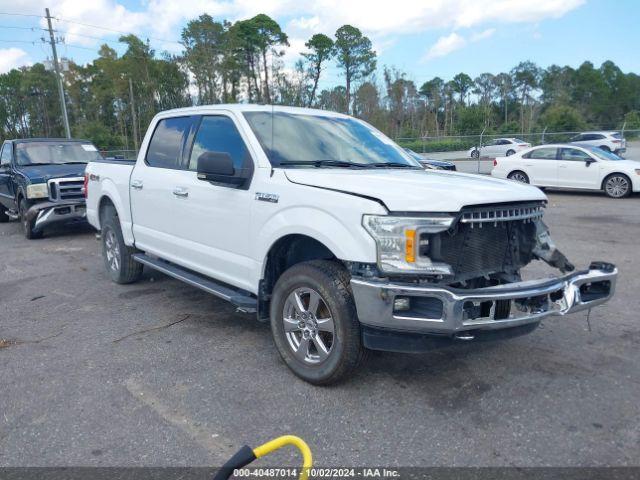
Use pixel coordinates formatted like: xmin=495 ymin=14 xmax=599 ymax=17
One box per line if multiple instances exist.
xmin=396 ymin=129 xmax=640 ymax=155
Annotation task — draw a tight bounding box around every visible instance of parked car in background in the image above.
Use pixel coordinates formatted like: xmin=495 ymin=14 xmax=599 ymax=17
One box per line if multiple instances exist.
xmin=404 ymin=148 xmax=456 ymax=171
xmin=570 ymin=131 xmax=626 ymax=155
xmin=85 ymin=105 xmax=616 ymax=384
xmin=0 ymin=138 xmax=100 ymax=238
xmin=491 ymin=144 xmax=639 ymax=198
xmin=468 ymin=138 xmax=531 ymax=158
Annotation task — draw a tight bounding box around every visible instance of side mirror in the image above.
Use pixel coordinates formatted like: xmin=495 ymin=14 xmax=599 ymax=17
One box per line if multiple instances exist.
xmin=197 ymin=151 xmax=245 ymax=187
xmin=585 ymin=158 xmax=596 ymax=166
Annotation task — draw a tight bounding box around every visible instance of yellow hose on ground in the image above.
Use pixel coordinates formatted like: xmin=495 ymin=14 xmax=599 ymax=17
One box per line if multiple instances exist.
xmin=253 ymin=435 xmax=313 ymax=480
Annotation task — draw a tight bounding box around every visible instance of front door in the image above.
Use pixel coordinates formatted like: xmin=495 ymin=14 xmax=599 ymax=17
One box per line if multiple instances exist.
xmin=557 ymin=147 xmax=601 ymax=189
xmin=169 ymin=114 xmax=256 ymax=291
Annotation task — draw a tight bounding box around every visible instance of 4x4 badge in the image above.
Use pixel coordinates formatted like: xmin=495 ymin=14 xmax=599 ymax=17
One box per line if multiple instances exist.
xmin=255 ymin=192 xmax=279 ymax=203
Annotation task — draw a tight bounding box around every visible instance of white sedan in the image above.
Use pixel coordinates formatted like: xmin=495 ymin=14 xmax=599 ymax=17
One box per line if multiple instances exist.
xmin=491 ymin=144 xmax=640 ymax=198
xmin=468 ymin=138 xmax=531 ymax=158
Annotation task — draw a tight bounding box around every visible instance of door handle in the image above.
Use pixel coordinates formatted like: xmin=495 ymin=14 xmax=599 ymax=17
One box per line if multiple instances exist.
xmin=131 ymin=180 xmax=143 ymax=190
xmin=172 ymin=187 xmax=188 ymax=198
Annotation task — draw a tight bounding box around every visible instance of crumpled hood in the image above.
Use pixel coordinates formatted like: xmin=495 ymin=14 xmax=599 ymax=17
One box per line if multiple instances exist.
xmin=19 ymin=163 xmax=87 ymax=184
xmin=285 ymin=169 xmax=546 ymax=212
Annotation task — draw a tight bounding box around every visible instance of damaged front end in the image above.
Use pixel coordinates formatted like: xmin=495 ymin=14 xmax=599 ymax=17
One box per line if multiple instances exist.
xmin=352 ymin=201 xmax=618 ymax=345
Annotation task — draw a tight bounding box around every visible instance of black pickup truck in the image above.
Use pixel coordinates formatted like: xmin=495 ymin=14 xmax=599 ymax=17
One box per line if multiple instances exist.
xmin=0 ymin=138 xmax=101 ymax=239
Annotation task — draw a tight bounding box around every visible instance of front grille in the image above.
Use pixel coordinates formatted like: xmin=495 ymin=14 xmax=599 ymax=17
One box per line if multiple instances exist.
xmin=460 ymin=202 xmax=544 ymax=225
xmin=421 ymin=202 xmax=542 ymax=281
xmin=48 ymin=177 xmax=84 ymax=202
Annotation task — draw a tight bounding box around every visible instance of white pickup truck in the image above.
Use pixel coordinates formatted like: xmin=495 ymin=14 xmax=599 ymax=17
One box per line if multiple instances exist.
xmin=85 ymin=105 xmax=617 ymax=384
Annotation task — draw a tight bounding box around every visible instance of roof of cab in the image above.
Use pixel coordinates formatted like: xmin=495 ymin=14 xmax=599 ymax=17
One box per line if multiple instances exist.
xmin=155 ymin=103 xmax=350 ymax=119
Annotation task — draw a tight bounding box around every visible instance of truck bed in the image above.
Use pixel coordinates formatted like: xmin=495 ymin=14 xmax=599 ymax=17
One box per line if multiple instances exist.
xmin=85 ymin=159 xmax=135 ymax=245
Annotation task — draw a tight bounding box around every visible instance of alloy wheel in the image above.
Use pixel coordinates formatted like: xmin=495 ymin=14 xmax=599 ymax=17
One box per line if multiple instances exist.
xmin=282 ymin=287 xmax=335 ymax=365
xmin=605 ymin=176 xmax=629 ymax=198
xmin=104 ymin=229 xmax=121 ymax=272
xmin=509 ymin=172 xmax=529 ymax=183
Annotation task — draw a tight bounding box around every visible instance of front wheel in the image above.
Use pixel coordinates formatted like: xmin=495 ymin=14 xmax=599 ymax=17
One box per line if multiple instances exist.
xmin=270 ymin=260 xmax=365 ymax=385
xmin=508 ymin=171 xmax=530 ymax=184
xmin=603 ymin=174 xmax=631 ymax=198
xmin=471 ymin=149 xmax=480 ymax=158
xmin=19 ymin=198 xmax=42 ymax=239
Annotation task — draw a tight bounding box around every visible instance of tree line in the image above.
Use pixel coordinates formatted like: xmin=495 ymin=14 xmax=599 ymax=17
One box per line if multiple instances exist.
xmin=1 ymin=12 xmax=639 ymax=150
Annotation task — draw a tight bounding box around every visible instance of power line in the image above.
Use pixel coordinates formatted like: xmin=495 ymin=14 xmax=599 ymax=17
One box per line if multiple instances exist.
xmin=53 ymin=16 xmax=183 ymax=45
xmin=0 ymin=12 xmax=42 ymax=18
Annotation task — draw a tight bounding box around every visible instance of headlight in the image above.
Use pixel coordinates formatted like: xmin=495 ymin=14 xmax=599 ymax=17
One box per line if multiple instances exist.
xmin=26 ymin=183 xmax=48 ymax=199
xmin=363 ymin=214 xmax=455 ymax=274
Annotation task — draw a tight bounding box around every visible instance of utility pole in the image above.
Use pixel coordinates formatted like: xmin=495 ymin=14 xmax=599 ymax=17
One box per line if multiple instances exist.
xmin=45 ymin=8 xmax=71 ymax=139
xmin=128 ymin=77 xmax=138 ymax=153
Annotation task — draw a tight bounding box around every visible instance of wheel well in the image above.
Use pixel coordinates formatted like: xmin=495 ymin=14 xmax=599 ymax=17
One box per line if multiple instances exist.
xmin=98 ymin=196 xmax=116 ymax=226
xmin=508 ymin=170 xmax=527 ymax=178
xmin=259 ymin=234 xmax=337 ymax=319
xmin=601 ymin=172 xmax=631 ymax=190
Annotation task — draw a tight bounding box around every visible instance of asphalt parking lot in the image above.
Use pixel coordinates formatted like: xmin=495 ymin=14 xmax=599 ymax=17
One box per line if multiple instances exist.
xmin=1 ymin=191 xmax=639 ymax=468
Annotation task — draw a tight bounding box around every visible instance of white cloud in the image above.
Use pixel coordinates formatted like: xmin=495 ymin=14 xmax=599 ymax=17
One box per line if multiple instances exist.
xmin=470 ymin=28 xmax=495 ymax=43
xmin=423 ymin=32 xmax=466 ymax=60
xmin=0 ymin=0 xmax=583 ymax=61
xmin=0 ymin=48 xmax=31 ymax=73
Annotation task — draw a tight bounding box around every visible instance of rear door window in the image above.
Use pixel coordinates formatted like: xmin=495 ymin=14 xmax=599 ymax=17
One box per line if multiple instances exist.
xmin=146 ymin=117 xmax=194 ymax=169
xmin=525 ymin=147 xmax=558 ymax=160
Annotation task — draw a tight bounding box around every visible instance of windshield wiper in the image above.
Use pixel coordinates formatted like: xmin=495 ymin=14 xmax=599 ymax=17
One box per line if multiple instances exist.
xmin=279 ymin=160 xmax=369 ymax=168
xmin=369 ymin=162 xmax=420 ymax=169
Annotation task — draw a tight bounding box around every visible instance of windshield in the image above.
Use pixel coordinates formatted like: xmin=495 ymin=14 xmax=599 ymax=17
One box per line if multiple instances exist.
xmin=15 ymin=142 xmax=102 ymax=166
xmin=243 ymin=111 xmax=421 ymax=169
xmin=588 ymin=146 xmax=625 ymax=161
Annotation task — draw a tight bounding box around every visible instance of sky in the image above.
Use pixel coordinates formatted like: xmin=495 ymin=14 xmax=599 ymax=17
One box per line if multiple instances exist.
xmin=1 ymin=0 xmax=639 ymax=89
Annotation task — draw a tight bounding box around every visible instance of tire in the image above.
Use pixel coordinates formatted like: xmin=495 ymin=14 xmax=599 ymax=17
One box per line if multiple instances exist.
xmin=0 ymin=204 xmax=9 ymax=223
xmin=599 ymin=145 xmax=611 ymax=152
xmin=603 ymin=173 xmax=631 ymax=199
xmin=506 ymin=149 xmax=516 ymax=156
xmin=508 ymin=171 xmax=530 ymax=184
xmin=471 ymin=149 xmax=480 ymax=158
xmin=19 ymin=198 xmax=43 ymax=239
xmin=270 ymin=260 xmax=365 ymax=385
xmin=101 ymin=205 xmax=143 ymax=284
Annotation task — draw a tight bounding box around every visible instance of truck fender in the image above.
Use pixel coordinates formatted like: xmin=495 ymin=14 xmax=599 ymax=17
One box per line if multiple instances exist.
xmin=253 ymin=206 xmax=377 ymax=282
xmin=96 ymin=179 xmax=135 ymax=246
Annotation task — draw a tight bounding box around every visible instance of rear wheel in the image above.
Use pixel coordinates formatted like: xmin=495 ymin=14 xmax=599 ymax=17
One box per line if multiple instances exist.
xmin=101 ymin=205 xmax=143 ymax=284
xmin=603 ymin=174 xmax=631 ymax=198
xmin=506 ymin=149 xmax=516 ymax=156
xmin=471 ymin=149 xmax=480 ymax=158
xmin=19 ymin=198 xmax=42 ymax=239
xmin=508 ymin=171 xmax=529 ymax=184
xmin=270 ymin=260 xmax=365 ymax=385
xmin=599 ymin=145 xmax=611 ymax=152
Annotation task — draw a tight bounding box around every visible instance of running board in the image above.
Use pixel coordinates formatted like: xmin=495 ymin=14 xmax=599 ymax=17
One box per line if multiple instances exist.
xmin=132 ymin=253 xmax=257 ymax=313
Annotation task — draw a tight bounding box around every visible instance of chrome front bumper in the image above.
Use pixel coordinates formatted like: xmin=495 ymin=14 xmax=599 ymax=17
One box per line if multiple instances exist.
xmin=27 ymin=201 xmax=87 ymax=232
xmin=350 ymin=263 xmax=617 ymax=336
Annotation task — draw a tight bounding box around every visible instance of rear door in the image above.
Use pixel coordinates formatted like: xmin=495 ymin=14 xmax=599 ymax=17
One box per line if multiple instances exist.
xmin=521 ymin=147 xmax=558 ymax=186
xmin=0 ymin=142 xmax=15 ymax=209
xmin=557 ymin=147 xmax=601 ymax=189
xmin=130 ymin=115 xmax=197 ymax=260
